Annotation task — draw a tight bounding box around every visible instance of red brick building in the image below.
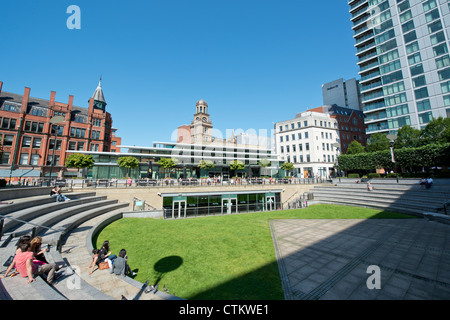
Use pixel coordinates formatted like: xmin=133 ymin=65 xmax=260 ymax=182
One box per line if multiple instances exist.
xmin=307 ymin=105 xmax=367 ymax=154
xmin=0 ymin=79 xmax=120 ymax=182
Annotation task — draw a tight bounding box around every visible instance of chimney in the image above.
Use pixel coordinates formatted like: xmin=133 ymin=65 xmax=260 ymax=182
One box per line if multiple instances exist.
xmin=68 ymin=95 xmax=74 ymax=111
xmin=21 ymin=87 xmax=31 ymax=113
xmin=88 ymin=97 xmax=94 ymax=115
xmin=0 ymin=81 xmax=3 ymax=95
xmin=50 ymin=91 xmax=56 ymax=107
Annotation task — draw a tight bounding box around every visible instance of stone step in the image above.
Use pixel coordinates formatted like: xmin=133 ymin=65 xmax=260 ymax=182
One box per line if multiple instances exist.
xmin=1 ymin=195 xmax=104 ymax=233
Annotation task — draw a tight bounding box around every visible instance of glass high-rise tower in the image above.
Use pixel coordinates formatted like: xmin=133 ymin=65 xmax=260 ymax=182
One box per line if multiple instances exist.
xmin=349 ymin=0 xmax=450 ymax=136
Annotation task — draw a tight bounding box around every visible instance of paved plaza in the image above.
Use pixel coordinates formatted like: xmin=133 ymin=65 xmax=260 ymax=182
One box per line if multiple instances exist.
xmin=271 ymin=218 xmax=450 ymax=300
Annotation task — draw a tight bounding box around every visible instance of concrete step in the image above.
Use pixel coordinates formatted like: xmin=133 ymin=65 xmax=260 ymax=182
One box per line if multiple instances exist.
xmin=313 ymin=194 xmax=441 ymax=213
xmin=0 ymin=192 xmax=97 ymax=216
xmin=3 ymin=198 xmax=115 ymax=239
xmin=1 ymin=195 xmax=104 ymax=233
xmin=311 ymin=190 xmax=449 ymax=206
xmin=41 ymin=202 xmax=129 ymax=246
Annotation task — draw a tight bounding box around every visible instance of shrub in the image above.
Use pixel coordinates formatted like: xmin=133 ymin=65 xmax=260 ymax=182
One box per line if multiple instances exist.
xmin=368 ymin=173 xmax=381 ymax=178
xmin=348 ymin=173 xmax=360 ymax=178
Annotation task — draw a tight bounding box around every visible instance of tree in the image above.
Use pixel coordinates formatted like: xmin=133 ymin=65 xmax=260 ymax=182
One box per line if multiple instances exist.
xmin=346 ymin=140 xmax=366 ymax=155
xmin=117 ymin=156 xmax=140 ymax=178
xmin=395 ymin=125 xmax=422 ymax=149
xmin=65 ymin=153 xmax=94 ymax=178
xmin=281 ymin=162 xmax=294 ymax=176
xmin=366 ymin=133 xmax=391 ymax=153
xmin=229 ymin=160 xmax=245 ymax=177
xmin=198 ymin=159 xmax=215 ymax=170
xmin=420 ymin=117 xmax=450 ymax=146
xmin=258 ymin=159 xmax=271 ymax=168
xmin=157 ymin=158 xmax=178 ymax=178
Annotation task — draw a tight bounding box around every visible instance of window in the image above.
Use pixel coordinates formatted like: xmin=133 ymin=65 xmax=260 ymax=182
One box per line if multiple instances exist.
xmin=68 ymin=141 xmax=77 ymax=150
xmin=408 ymin=52 xmax=421 ymax=66
xmin=386 ymin=104 xmax=409 ymax=117
xmin=77 ymin=142 xmax=85 ymax=151
xmin=93 ymin=118 xmax=102 ymax=127
xmin=417 ymin=99 xmax=432 ymax=112
xmin=415 ymin=87 xmax=429 ymax=100
xmin=431 ymin=31 xmax=445 ymax=45
xmin=436 ymin=55 xmax=450 ymax=69
xmin=22 ymin=137 xmax=32 ymax=148
xmin=30 ymin=154 xmax=39 ymax=166
xmin=19 ymin=153 xmax=29 ymax=165
xmin=423 ymin=0 xmax=437 ymax=12
xmin=32 ymin=138 xmax=41 ymax=148
xmin=442 ymin=80 xmax=450 ymax=94
xmin=305 ymin=143 xmax=310 ymax=151
xmin=402 ymin=20 xmax=414 ymax=33
xmin=304 ymin=131 xmax=309 ymax=139
xmin=399 ymin=10 xmax=412 ymax=23
xmin=438 ymin=68 xmax=450 ymax=81
xmin=404 ymin=30 xmax=417 ymax=44
xmin=410 ymin=64 xmax=424 ymax=77
xmin=425 ymin=9 xmax=440 ymax=23
xmin=419 ymin=112 xmax=433 ymax=125
xmin=1 ymin=152 xmax=10 ymax=164
xmin=433 ymin=43 xmax=448 ymax=57
xmin=406 ymin=41 xmax=419 ymax=55
xmin=388 ymin=116 xmax=411 ymax=129
xmin=3 ymin=135 xmax=13 ymax=146
xmin=298 ymin=133 xmax=302 ymax=139
xmin=428 ymin=20 xmax=442 ymax=33
xmin=412 ymin=75 xmax=426 ymax=88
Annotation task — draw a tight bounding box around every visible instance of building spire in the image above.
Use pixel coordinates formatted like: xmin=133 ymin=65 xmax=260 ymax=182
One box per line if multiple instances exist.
xmin=91 ymin=76 xmax=106 ymax=104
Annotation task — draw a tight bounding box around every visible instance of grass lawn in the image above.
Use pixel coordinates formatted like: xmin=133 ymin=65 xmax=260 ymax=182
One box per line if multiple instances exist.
xmin=95 ymin=204 xmax=415 ymax=300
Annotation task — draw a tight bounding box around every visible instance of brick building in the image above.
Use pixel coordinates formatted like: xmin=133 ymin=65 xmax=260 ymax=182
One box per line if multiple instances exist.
xmin=0 ymin=79 xmax=121 ymax=182
xmin=307 ymin=105 xmax=367 ymax=154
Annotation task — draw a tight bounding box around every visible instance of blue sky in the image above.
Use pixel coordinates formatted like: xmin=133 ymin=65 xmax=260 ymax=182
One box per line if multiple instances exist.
xmin=0 ymin=0 xmax=359 ymax=147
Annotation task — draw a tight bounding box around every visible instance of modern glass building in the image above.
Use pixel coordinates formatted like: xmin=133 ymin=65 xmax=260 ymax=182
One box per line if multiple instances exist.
xmin=349 ymin=0 xmax=450 ymax=135
xmin=68 ymin=140 xmax=282 ymax=180
xmin=162 ymin=189 xmax=282 ymax=219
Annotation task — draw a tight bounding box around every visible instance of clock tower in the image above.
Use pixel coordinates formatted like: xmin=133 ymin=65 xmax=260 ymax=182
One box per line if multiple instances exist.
xmin=190 ymin=99 xmax=213 ymax=144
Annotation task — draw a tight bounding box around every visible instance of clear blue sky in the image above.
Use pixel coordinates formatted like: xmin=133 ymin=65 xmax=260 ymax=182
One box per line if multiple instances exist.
xmin=0 ymin=0 xmax=359 ymax=147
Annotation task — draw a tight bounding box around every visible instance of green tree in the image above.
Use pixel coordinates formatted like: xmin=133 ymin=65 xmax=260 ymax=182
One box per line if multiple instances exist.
xmin=258 ymin=159 xmax=271 ymax=168
xmin=198 ymin=159 xmax=215 ymax=170
xmin=229 ymin=160 xmax=245 ymax=177
xmin=117 ymin=156 xmax=140 ymax=178
xmin=65 ymin=153 xmax=95 ymax=178
xmin=395 ymin=125 xmax=422 ymax=149
xmin=366 ymin=133 xmax=391 ymax=153
xmin=281 ymin=162 xmax=294 ymax=176
xmin=420 ymin=117 xmax=450 ymax=145
xmin=157 ymin=158 xmax=178 ymax=178
xmin=346 ymin=140 xmax=366 ymax=155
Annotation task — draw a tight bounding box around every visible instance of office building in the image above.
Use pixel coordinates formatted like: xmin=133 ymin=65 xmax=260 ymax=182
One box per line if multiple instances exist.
xmin=322 ymin=78 xmax=364 ymax=111
xmin=274 ymin=111 xmax=340 ymax=178
xmin=349 ymin=0 xmax=450 ymax=136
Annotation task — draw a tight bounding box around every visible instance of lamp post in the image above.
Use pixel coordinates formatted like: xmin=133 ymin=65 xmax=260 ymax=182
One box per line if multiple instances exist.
xmin=387 ymin=134 xmax=399 ymax=183
xmin=48 ymin=116 xmax=65 ymax=186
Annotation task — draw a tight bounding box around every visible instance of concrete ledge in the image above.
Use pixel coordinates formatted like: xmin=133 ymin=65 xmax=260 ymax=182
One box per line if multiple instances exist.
xmin=0 ymin=187 xmax=53 ymax=200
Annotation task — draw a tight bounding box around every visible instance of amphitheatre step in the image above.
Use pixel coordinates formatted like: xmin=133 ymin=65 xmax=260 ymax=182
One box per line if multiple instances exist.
xmin=311 ymin=190 xmax=449 ymax=206
xmin=0 ymin=192 xmax=97 ymax=216
xmin=2 ymin=198 xmax=116 ymax=240
xmin=40 ymin=202 xmax=130 ymax=246
xmin=313 ymin=194 xmax=441 ymax=213
xmin=0 ymin=187 xmax=54 ymax=201
xmin=1 ymin=195 xmax=106 ymax=233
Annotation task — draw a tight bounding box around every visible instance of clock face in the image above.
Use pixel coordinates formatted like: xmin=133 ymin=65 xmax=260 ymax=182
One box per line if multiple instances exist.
xmin=202 ymin=117 xmax=207 ymax=122
xmin=196 ymin=117 xmax=200 ymax=121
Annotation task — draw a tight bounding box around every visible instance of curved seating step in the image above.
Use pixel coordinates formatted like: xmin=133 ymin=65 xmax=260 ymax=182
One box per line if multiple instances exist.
xmin=3 ymin=198 xmax=117 ymax=240
xmin=40 ymin=202 xmax=130 ymax=246
xmin=1 ymin=195 xmax=106 ymax=233
xmin=313 ymin=195 xmax=441 ymax=213
xmin=0 ymin=192 xmax=97 ymax=216
xmin=311 ymin=191 xmax=448 ymax=208
xmin=313 ymin=186 xmax=450 ymax=198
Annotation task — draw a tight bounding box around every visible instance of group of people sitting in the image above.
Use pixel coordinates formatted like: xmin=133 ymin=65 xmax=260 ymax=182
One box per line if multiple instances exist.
xmin=0 ymin=235 xmax=63 ymax=285
xmin=419 ymin=177 xmax=434 ymax=189
xmin=87 ymin=240 xmax=136 ymax=278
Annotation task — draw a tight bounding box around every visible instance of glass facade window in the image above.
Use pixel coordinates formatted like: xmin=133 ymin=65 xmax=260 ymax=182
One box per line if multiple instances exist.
xmin=419 ymin=112 xmax=433 ymax=125
xmin=417 ymin=99 xmax=432 ymax=112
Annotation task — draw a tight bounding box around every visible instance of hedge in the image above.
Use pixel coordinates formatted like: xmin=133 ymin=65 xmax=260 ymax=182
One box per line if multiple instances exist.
xmin=337 ymin=143 xmax=450 ymax=172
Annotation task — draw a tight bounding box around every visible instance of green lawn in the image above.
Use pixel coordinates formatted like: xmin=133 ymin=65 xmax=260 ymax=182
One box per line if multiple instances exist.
xmin=95 ymin=204 xmax=414 ymax=300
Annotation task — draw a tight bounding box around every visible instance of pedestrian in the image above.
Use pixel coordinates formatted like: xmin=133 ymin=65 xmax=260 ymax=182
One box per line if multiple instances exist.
xmin=110 ymin=249 xmax=136 ymax=277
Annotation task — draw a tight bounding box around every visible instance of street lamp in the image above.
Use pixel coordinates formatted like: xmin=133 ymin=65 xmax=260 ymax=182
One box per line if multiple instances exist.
xmin=48 ymin=116 xmax=65 ymax=185
xmin=387 ymin=134 xmax=399 ymax=183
